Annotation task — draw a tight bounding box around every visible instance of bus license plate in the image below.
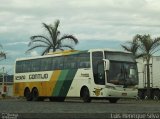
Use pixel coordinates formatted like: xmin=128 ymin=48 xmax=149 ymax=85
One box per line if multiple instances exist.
xmin=122 ymin=93 xmax=127 ymax=96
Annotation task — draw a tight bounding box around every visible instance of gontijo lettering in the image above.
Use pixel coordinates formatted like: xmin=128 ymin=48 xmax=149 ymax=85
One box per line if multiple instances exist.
xmin=29 ymin=74 xmax=48 ymax=79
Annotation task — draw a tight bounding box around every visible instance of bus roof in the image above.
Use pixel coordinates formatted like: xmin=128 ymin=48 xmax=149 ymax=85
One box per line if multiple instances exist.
xmin=16 ymin=50 xmax=83 ymax=61
xmin=16 ymin=49 xmax=131 ymax=61
xmin=88 ymin=48 xmax=131 ymax=54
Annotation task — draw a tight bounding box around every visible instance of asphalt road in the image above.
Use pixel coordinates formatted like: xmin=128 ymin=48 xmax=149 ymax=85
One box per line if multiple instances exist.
xmin=0 ymin=98 xmax=160 ymax=119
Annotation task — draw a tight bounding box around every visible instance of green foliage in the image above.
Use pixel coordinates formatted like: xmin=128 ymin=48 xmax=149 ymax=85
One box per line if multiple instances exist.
xmin=133 ymin=34 xmax=160 ymax=61
xmin=0 ymin=45 xmax=6 ymax=59
xmin=122 ymin=34 xmax=160 ymax=60
xmin=121 ymin=40 xmax=140 ymax=58
xmin=27 ymin=20 xmax=79 ymax=55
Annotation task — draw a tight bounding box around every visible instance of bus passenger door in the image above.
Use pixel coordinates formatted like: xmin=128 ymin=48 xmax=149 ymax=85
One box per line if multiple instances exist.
xmin=92 ymin=51 xmax=105 ymax=85
xmin=97 ymin=61 xmax=105 ymax=85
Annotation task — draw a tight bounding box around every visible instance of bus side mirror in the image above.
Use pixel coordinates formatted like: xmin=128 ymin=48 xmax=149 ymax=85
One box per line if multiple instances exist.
xmin=103 ymin=59 xmax=110 ymax=71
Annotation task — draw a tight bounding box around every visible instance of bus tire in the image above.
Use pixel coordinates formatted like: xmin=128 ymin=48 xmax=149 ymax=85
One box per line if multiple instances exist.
xmin=24 ymin=88 xmax=32 ymax=101
xmin=32 ymin=88 xmax=39 ymax=101
xmin=109 ymin=98 xmax=119 ymax=103
xmin=81 ymin=87 xmax=91 ymax=103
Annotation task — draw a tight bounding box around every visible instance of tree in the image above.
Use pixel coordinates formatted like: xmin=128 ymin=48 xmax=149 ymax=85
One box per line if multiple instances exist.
xmin=0 ymin=52 xmax=6 ymax=60
xmin=0 ymin=45 xmax=6 ymax=60
xmin=27 ymin=20 xmax=79 ymax=55
xmin=121 ymin=39 xmax=141 ymax=58
xmin=122 ymin=34 xmax=160 ymax=99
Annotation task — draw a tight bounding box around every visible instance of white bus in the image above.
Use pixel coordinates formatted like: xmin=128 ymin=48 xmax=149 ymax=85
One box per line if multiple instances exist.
xmin=13 ymin=49 xmax=138 ymax=103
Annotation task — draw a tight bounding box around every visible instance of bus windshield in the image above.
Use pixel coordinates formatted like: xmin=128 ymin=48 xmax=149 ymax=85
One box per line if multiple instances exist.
xmin=105 ymin=51 xmax=138 ymax=86
xmin=108 ymin=61 xmax=138 ymax=86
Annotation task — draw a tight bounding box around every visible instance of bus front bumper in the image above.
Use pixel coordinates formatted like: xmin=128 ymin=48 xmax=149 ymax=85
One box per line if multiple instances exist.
xmin=105 ymin=88 xmax=138 ymax=99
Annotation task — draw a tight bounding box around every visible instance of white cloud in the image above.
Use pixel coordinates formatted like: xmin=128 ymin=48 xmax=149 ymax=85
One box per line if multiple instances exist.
xmin=5 ymin=42 xmax=28 ymax=46
xmin=30 ymin=51 xmax=39 ymax=57
xmin=0 ymin=0 xmax=160 ymax=41
xmin=1 ymin=0 xmax=160 ymax=39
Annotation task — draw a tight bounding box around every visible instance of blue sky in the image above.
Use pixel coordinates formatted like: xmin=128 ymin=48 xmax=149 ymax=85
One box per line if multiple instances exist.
xmin=1 ymin=0 xmax=160 ymax=74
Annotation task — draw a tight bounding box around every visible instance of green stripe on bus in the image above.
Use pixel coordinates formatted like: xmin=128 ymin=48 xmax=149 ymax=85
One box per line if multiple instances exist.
xmin=52 ymin=70 xmax=69 ymax=96
xmin=58 ymin=69 xmax=77 ymax=97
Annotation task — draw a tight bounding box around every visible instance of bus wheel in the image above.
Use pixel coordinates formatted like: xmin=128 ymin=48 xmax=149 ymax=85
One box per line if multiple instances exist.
xmin=81 ymin=87 xmax=91 ymax=103
xmin=24 ymin=88 xmax=32 ymax=101
xmin=32 ymin=88 xmax=39 ymax=101
xmin=109 ymin=98 xmax=119 ymax=103
xmin=153 ymin=90 xmax=160 ymax=100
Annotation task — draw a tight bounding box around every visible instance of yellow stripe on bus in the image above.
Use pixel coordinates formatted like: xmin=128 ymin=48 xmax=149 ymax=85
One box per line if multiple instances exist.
xmin=13 ymin=70 xmax=62 ymax=97
xmin=48 ymin=70 xmax=61 ymax=96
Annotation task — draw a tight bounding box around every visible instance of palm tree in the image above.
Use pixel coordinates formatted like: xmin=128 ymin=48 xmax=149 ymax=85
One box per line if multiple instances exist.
xmin=0 ymin=45 xmax=6 ymax=60
xmin=27 ymin=20 xmax=79 ymax=55
xmin=121 ymin=39 xmax=141 ymax=58
xmin=134 ymin=34 xmax=160 ymax=99
xmin=0 ymin=52 xmax=6 ymax=60
xmin=122 ymin=34 xmax=160 ymax=99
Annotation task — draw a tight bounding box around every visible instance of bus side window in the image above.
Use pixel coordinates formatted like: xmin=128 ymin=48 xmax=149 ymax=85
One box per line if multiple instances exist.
xmin=30 ymin=60 xmax=36 ymax=72
xmin=63 ymin=55 xmax=77 ymax=69
xmin=16 ymin=61 xmax=22 ymax=73
xmin=24 ymin=60 xmax=30 ymax=72
xmin=52 ymin=58 xmax=57 ymax=70
xmin=78 ymin=53 xmax=90 ymax=68
xmin=56 ymin=57 xmax=64 ymax=70
xmin=71 ymin=55 xmax=78 ymax=69
xmin=46 ymin=58 xmax=52 ymax=71
xmin=40 ymin=58 xmax=45 ymax=71
xmin=64 ymin=56 xmax=70 ymax=69
xmin=40 ymin=58 xmax=50 ymax=71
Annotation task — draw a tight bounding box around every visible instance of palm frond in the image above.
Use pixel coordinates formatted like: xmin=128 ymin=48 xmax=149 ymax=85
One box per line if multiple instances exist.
xmin=121 ymin=45 xmax=131 ymax=52
xmin=149 ymin=37 xmax=160 ymax=54
xmin=50 ymin=20 xmax=60 ymax=45
xmin=60 ymin=45 xmax=74 ymax=50
xmin=0 ymin=51 xmax=6 ymax=59
xmin=133 ymin=34 xmax=160 ymax=59
xmin=59 ymin=34 xmax=78 ymax=44
xmin=26 ymin=45 xmax=48 ymax=53
xmin=30 ymin=35 xmax=53 ymax=46
xmin=29 ymin=39 xmax=51 ymax=47
xmin=52 ymin=20 xmax=60 ymax=33
xmin=27 ymin=20 xmax=78 ymax=55
xmin=42 ymin=23 xmax=54 ymax=42
xmin=41 ymin=46 xmax=52 ymax=55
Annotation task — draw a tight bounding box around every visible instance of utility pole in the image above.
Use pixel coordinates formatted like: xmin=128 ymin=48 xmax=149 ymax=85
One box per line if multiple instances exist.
xmin=2 ymin=67 xmax=4 ymax=94
xmin=1 ymin=67 xmax=6 ymax=96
